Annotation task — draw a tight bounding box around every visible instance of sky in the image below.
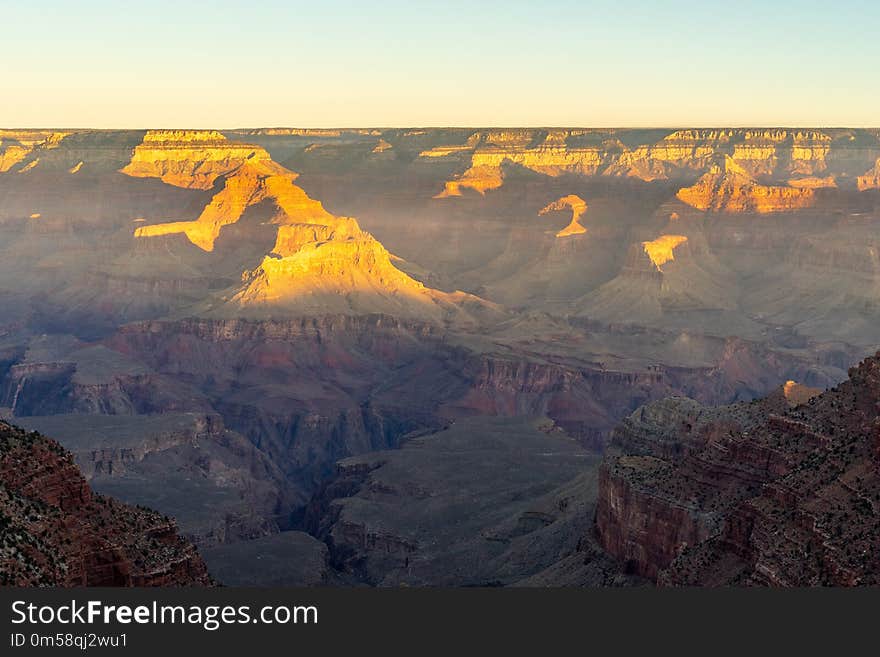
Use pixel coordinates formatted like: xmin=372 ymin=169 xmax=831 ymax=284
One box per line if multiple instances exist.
xmin=2 ymin=0 xmax=878 ymax=128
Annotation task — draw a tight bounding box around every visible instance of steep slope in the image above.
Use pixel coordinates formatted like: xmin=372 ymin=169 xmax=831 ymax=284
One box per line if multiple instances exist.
xmin=595 ymin=353 xmax=880 ymax=585
xmin=0 ymin=420 xmax=210 ymax=586
xmin=575 ymin=221 xmax=737 ymax=326
xmin=222 ymin=219 xmax=484 ymax=320
xmin=676 ymin=155 xmax=815 ymax=213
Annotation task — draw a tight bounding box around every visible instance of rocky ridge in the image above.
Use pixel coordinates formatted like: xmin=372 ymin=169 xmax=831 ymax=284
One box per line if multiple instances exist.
xmin=595 ymin=353 xmax=880 ymax=585
xmin=0 ymin=420 xmax=211 ymax=586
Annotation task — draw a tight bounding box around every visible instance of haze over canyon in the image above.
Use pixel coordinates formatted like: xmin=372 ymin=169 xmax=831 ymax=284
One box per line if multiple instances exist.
xmin=1 ymin=126 xmax=879 ymax=586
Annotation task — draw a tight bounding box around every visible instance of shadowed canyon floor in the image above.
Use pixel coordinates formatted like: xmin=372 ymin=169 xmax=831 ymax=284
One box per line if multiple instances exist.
xmin=1 ymin=127 xmax=879 ymax=585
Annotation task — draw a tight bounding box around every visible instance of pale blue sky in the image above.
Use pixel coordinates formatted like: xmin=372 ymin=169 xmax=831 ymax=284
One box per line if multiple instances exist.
xmin=2 ymin=0 xmax=877 ymax=127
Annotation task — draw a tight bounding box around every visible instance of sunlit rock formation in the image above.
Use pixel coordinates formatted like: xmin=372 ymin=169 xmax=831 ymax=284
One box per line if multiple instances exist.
xmin=0 ymin=130 xmax=70 ymax=173
xmin=642 ymin=235 xmax=689 ymax=270
xmin=224 ymin=215 xmax=486 ymax=320
xmin=539 ymin=195 xmax=589 ymax=237
xmin=676 ymin=155 xmax=815 ymax=213
xmin=120 ymin=130 xmax=271 ymax=190
xmin=729 ymin=129 xmax=831 ymax=176
xmin=434 ymin=130 xmax=622 ymax=196
xmin=857 ymin=157 xmax=880 ymax=191
xmin=134 ymin=155 xmax=334 ymax=251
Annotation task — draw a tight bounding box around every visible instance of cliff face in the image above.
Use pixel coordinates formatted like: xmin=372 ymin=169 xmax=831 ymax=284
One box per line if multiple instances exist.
xmin=0 ymin=420 xmax=210 ymax=586
xmin=120 ymin=130 xmax=270 ymax=190
xmin=857 ymin=157 xmax=880 ymax=191
xmin=128 ymin=131 xmax=334 ymax=251
xmin=676 ymin=156 xmax=815 ymax=213
xmin=0 ymin=130 xmax=71 ymax=173
xmin=426 ymin=128 xmax=875 ymax=195
xmin=595 ymin=353 xmax=880 ymax=585
xmin=539 ymin=195 xmax=589 ymax=237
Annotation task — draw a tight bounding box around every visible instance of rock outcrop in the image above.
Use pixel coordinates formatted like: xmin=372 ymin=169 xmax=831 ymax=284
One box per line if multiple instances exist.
xmin=130 ymin=135 xmax=334 ymax=251
xmin=0 ymin=130 xmax=70 ymax=174
xmin=595 ymin=353 xmax=880 ymax=585
xmin=676 ymin=155 xmax=815 ymax=213
xmin=223 ymin=216 xmax=484 ymax=321
xmin=539 ymin=195 xmax=589 ymax=237
xmin=0 ymin=420 xmax=211 ymax=586
xmin=857 ymin=157 xmax=880 ymax=191
xmin=120 ymin=130 xmax=269 ymax=190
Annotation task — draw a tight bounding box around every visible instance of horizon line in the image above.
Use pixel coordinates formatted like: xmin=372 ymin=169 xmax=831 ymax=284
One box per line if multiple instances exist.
xmin=3 ymin=125 xmax=880 ymax=132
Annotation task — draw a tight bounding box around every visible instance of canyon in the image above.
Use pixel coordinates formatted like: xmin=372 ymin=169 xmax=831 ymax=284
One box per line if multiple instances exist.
xmin=1 ymin=126 xmax=879 ymax=586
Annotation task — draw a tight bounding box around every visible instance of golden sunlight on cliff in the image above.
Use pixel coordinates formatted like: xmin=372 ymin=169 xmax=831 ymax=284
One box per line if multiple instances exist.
xmin=129 ymin=133 xmax=335 ymax=251
xmin=642 ymin=235 xmax=688 ymax=269
xmin=434 ymin=165 xmax=505 ymax=197
xmin=676 ymin=156 xmax=815 ymax=213
xmin=236 ymin=232 xmax=428 ymax=306
xmin=857 ymin=158 xmax=880 ymax=191
xmin=0 ymin=130 xmax=70 ymax=173
xmin=121 ymin=130 xmax=271 ymax=190
xmin=539 ymin=195 xmax=588 ymax=237
xmin=224 ymin=214 xmax=491 ymax=322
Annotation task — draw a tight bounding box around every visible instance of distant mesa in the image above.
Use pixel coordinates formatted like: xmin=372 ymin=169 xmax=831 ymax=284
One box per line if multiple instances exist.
xmin=676 ymin=155 xmax=815 ymax=213
xmin=539 ymin=195 xmax=589 ymax=237
xmin=642 ymin=235 xmax=688 ymax=270
xmin=426 ymin=128 xmax=845 ymax=197
xmin=120 ymin=130 xmax=272 ymax=190
xmin=0 ymin=130 xmax=70 ymax=173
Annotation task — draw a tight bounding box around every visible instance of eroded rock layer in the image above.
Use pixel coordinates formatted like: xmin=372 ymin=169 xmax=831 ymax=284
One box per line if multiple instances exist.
xmin=595 ymin=354 xmax=880 ymax=585
xmin=0 ymin=420 xmax=210 ymax=586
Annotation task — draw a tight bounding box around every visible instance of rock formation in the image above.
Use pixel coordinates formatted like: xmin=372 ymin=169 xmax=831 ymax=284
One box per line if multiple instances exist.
xmin=0 ymin=130 xmax=70 ymax=173
xmin=225 ymin=219 xmax=477 ymax=319
xmin=539 ymin=195 xmax=589 ymax=237
xmin=857 ymin=157 xmax=880 ymax=191
xmin=595 ymin=354 xmax=880 ymax=585
xmin=0 ymin=420 xmax=210 ymax=586
xmin=120 ymin=130 xmax=269 ymax=190
xmin=676 ymin=155 xmax=815 ymax=213
xmin=129 ymin=133 xmax=334 ymax=251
